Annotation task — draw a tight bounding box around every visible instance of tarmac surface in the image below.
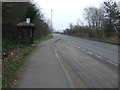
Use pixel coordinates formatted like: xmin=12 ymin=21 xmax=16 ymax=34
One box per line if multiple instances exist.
xmin=16 ymin=34 xmax=118 ymax=88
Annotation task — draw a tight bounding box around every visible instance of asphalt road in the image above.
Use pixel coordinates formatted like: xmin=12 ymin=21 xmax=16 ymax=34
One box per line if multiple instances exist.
xmin=55 ymin=34 xmax=118 ymax=64
xmin=15 ymin=34 xmax=118 ymax=88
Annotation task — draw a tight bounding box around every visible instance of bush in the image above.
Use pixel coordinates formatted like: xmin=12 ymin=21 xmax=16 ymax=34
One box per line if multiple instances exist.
xmin=2 ymin=33 xmax=19 ymax=54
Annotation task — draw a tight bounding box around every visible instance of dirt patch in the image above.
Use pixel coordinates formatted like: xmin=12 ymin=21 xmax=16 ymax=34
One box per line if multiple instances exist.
xmin=3 ymin=48 xmax=24 ymax=64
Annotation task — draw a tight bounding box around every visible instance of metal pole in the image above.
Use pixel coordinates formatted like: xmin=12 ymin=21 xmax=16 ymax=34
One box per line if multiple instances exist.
xmin=51 ymin=10 xmax=53 ymax=33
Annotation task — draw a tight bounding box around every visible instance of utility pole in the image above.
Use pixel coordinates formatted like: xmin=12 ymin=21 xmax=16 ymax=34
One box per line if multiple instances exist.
xmin=118 ymin=1 xmax=120 ymax=12
xmin=51 ymin=10 xmax=53 ymax=34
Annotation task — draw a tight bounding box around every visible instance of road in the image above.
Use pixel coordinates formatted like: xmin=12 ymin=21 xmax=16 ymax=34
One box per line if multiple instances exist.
xmin=56 ymin=34 xmax=118 ymax=64
xmin=15 ymin=34 xmax=118 ymax=88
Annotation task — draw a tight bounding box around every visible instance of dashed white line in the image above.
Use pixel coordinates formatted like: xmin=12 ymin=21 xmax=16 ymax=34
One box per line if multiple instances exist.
xmin=87 ymin=51 xmax=93 ymax=54
xmin=66 ymin=43 xmax=118 ymax=66
xmin=106 ymin=60 xmax=118 ymax=66
xmin=96 ymin=55 xmax=102 ymax=58
xmin=82 ymin=49 xmax=86 ymax=51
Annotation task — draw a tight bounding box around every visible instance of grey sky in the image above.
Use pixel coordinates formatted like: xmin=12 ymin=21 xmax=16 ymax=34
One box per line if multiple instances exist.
xmin=33 ymin=0 xmax=119 ymax=31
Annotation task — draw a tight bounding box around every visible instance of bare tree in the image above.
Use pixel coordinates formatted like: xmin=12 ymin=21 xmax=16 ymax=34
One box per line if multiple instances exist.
xmin=69 ymin=23 xmax=74 ymax=30
xmin=76 ymin=19 xmax=84 ymax=26
xmin=84 ymin=7 xmax=92 ymax=28
xmin=84 ymin=7 xmax=104 ymax=30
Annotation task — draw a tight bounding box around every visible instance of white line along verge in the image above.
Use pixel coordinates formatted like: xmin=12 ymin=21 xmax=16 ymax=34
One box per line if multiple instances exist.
xmin=96 ymin=55 xmax=102 ymax=59
xmin=106 ymin=60 xmax=118 ymax=66
xmin=53 ymin=46 xmax=74 ymax=88
xmin=87 ymin=51 xmax=93 ymax=54
xmin=53 ymin=46 xmax=59 ymax=58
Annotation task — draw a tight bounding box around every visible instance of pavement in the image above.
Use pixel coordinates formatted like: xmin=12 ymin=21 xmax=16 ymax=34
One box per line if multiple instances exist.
xmin=16 ymin=34 xmax=118 ymax=88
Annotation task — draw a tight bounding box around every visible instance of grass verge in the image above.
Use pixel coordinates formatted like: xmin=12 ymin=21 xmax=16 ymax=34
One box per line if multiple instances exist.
xmin=2 ymin=34 xmax=53 ymax=88
xmin=2 ymin=46 xmax=36 ymax=88
xmin=72 ymin=34 xmax=119 ymax=45
xmin=34 ymin=34 xmax=53 ymax=44
xmin=89 ymin=36 xmax=119 ymax=45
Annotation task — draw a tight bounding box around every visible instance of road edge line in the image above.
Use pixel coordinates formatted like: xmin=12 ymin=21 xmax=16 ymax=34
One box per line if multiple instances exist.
xmin=53 ymin=46 xmax=75 ymax=88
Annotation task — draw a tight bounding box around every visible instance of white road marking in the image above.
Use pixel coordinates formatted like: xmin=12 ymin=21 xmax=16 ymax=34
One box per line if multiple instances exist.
xmin=87 ymin=51 xmax=93 ymax=54
xmin=96 ymin=55 xmax=102 ymax=58
xmin=53 ymin=46 xmax=75 ymax=88
xmin=106 ymin=60 xmax=118 ymax=66
xmin=78 ymin=47 xmax=81 ymax=49
xmin=82 ymin=49 xmax=86 ymax=51
xmin=53 ymin=46 xmax=59 ymax=58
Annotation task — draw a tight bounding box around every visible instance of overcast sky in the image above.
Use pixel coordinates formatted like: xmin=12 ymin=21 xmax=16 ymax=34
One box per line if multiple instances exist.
xmin=33 ymin=0 xmax=119 ymax=31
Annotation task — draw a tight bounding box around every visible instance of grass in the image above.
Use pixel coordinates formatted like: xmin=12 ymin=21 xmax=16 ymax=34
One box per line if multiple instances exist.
xmin=2 ymin=34 xmax=53 ymax=88
xmin=34 ymin=34 xmax=53 ymax=44
xmin=72 ymin=33 xmax=119 ymax=45
xmin=88 ymin=35 xmax=119 ymax=44
xmin=2 ymin=46 xmax=36 ymax=88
